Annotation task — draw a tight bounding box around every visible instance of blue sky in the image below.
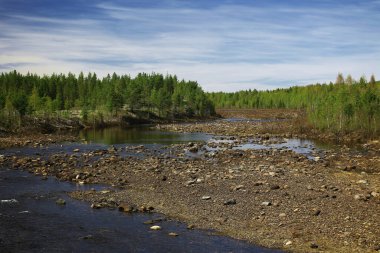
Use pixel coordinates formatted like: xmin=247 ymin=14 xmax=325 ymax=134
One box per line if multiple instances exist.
xmin=0 ymin=0 xmax=379 ymax=91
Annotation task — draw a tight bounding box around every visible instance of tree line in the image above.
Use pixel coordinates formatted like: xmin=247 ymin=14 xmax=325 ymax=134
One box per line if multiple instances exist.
xmin=0 ymin=71 xmax=215 ymax=129
xmin=208 ymin=74 xmax=380 ymax=136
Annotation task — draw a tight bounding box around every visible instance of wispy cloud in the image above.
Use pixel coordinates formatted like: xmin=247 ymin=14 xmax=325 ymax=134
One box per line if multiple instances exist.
xmin=0 ymin=0 xmax=379 ymax=91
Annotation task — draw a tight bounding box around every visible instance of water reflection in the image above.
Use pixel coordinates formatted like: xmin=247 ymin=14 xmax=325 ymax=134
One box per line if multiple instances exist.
xmin=79 ymin=127 xmax=212 ymax=145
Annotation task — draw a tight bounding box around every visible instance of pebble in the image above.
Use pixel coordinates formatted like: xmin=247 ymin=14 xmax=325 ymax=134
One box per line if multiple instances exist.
xmin=118 ymin=204 xmax=136 ymax=213
xmin=279 ymin=213 xmax=286 ymax=217
xmin=168 ymin=232 xmax=179 ymax=237
xmin=150 ymin=225 xmax=162 ymax=230
xmin=354 ymin=194 xmax=370 ymax=201
xmin=310 ymin=242 xmax=319 ymax=249
xmin=80 ymin=235 xmax=93 ymax=240
xmin=357 ymin=180 xmax=368 ymax=184
xmin=313 ymin=210 xmax=321 ymax=216
xmin=91 ymin=203 xmax=101 ymax=209
xmin=223 ymin=199 xmax=237 ymax=205
xmin=73 ymin=148 xmax=80 ymax=152
xmin=201 ymin=196 xmax=211 ymax=200
xmin=56 ymin=199 xmax=66 ymax=205
xmin=186 ymin=179 xmax=196 ymax=186
xmin=270 ymin=185 xmax=280 ymax=190
xmin=261 ymin=201 xmax=271 ymax=206
xmin=284 ymin=240 xmax=292 ymax=246
xmin=233 ymin=185 xmax=245 ymax=191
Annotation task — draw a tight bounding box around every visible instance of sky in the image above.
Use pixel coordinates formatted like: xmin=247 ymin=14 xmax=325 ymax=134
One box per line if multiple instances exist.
xmin=0 ymin=0 xmax=379 ymax=92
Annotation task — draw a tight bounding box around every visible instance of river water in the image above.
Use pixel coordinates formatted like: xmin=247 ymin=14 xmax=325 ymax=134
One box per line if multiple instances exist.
xmin=0 ymin=126 xmax=286 ymax=253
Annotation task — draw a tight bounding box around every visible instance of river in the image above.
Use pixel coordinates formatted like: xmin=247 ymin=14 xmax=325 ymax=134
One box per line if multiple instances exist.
xmin=0 ymin=126 xmax=285 ymax=253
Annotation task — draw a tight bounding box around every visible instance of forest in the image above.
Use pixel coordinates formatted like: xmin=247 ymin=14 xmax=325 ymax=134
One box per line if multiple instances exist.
xmin=1 ymin=70 xmax=379 ymax=137
xmin=208 ymin=74 xmax=380 ymax=136
xmin=0 ymin=71 xmax=215 ymax=129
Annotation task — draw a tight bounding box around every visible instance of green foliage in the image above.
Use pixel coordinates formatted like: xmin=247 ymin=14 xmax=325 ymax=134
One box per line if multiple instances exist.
xmin=208 ymin=74 xmax=380 ymax=136
xmin=0 ymin=71 xmax=214 ymax=124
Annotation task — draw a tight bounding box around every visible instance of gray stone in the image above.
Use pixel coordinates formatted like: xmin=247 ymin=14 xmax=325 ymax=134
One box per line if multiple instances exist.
xmin=223 ymin=199 xmax=237 ymax=205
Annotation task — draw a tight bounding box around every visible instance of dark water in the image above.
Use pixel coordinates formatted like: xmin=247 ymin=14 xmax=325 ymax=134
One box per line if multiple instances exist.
xmin=79 ymin=126 xmax=212 ymax=145
xmin=0 ymin=168 xmax=282 ymax=253
xmin=78 ymin=126 xmax=329 ymax=159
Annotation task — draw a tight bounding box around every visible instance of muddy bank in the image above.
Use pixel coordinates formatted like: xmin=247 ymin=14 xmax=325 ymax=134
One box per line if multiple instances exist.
xmin=2 ymin=136 xmax=379 ymax=253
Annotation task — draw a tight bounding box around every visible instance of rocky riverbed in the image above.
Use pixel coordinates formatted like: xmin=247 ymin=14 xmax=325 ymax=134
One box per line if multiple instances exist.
xmin=1 ymin=127 xmax=380 ymax=253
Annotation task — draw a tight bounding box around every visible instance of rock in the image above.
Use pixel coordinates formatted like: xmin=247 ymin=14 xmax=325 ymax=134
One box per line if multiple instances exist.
xmin=233 ymin=185 xmax=245 ymax=191
xmin=118 ymin=204 xmax=135 ymax=212
xmin=279 ymin=213 xmax=287 ymax=217
xmin=371 ymin=192 xmax=380 ymax=198
xmin=284 ymin=240 xmax=292 ymax=246
xmin=91 ymin=203 xmax=101 ymax=209
xmin=56 ymin=199 xmax=66 ymax=205
xmin=108 ymin=146 xmax=117 ymax=152
xmin=354 ymin=194 xmax=370 ymax=201
xmin=313 ymin=210 xmax=321 ymax=216
xmin=80 ymin=235 xmax=93 ymax=240
xmin=357 ymin=180 xmax=368 ymax=184
xmin=168 ymin=232 xmax=179 ymax=237
xmin=196 ymin=178 xmax=204 ymax=183
xmin=1 ymin=199 xmax=19 ymax=204
xmin=73 ymin=148 xmax=80 ymax=152
xmin=150 ymin=225 xmax=161 ymax=230
xmin=139 ymin=205 xmax=154 ymax=212
xmin=186 ymin=179 xmax=196 ymax=186
xmin=223 ymin=199 xmax=237 ymax=205
xmin=310 ymin=242 xmax=319 ymax=249
xmin=201 ymin=196 xmax=211 ymax=200
xmin=188 ymin=146 xmax=199 ymax=153
xmin=261 ymin=201 xmax=272 ymax=206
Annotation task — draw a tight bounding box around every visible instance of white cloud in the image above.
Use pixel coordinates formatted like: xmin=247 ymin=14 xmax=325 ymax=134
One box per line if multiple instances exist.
xmin=0 ymin=1 xmax=379 ymax=92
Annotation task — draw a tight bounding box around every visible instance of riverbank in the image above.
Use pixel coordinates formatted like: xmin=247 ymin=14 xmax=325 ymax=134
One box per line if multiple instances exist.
xmin=159 ymin=108 xmax=378 ymax=144
xmin=1 ymin=120 xmax=379 ymax=252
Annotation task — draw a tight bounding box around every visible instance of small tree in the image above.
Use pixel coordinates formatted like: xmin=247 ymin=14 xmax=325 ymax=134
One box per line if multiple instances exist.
xmin=335 ymin=73 xmax=345 ymax=85
xmin=369 ymin=74 xmax=376 ymax=87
